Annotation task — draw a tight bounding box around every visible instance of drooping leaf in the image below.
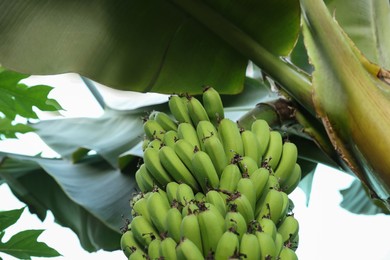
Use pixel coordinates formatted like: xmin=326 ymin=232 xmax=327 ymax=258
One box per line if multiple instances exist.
xmin=0 ymin=229 xmax=61 ymax=259
xmin=340 ymin=178 xmax=390 ymax=215
xmin=0 ymin=208 xmax=24 ymax=231
xmin=0 ymin=0 xmax=300 ymax=94
xmin=297 ymin=159 xmax=318 ymax=206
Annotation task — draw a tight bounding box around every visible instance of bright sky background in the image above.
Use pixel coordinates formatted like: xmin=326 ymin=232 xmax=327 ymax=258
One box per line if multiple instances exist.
xmin=1 ymin=74 xmax=390 ymax=260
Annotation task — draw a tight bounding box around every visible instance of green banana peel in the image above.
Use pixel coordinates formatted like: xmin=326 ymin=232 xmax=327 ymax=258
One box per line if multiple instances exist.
xmin=301 ymin=0 xmax=390 ymax=206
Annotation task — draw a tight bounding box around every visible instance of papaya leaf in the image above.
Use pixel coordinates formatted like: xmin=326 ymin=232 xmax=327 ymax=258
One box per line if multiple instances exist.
xmin=0 ymin=118 xmax=35 ymax=139
xmin=0 ymin=208 xmax=24 ymax=231
xmin=0 ymin=0 xmax=300 ymax=94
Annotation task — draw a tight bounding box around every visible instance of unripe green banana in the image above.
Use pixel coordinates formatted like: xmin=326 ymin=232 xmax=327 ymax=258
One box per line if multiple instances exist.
xmin=143 ymin=147 xmax=173 ymax=188
xmin=120 ymin=230 xmax=145 ymax=257
xmin=141 ymin=136 xmax=149 ymax=152
xmin=166 ymin=206 xmax=182 ymax=243
xmin=205 ymin=190 xmax=227 ymax=217
xmin=166 ymin=182 xmax=180 ymax=205
xmin=162 ymin=130 xmax=179 ymax=148
xmin=176 ymin=237 xmax=204 ymax=260
xmin=214 ymin=228 xmax=240 ymax=260
xmin=274 ymin=142 xmax=298 ymax=186
xmin=191 ymin=150 xmax=220 ymax=192
xmin=196 ymin=120 xmax=219 ymax=145
xmin=176 ymin=183 xmax=195 ymax=205
xmin=135 ymin=164 xmax=156 ymax=192
xmin=238 ymin=155 xmax=259 ymax=176
xmin=180 ymin=212 xmax=203 ymax=254
xmin=256 ymin=189 xmax=284 ymax=225
xmin=279 ymin=191 xmax=290 ymax=224
xmin=194 ymin=191 xmax=206 ymax=202
xmin=277 ymin=215 xmax=299 ymax=244
xmin=146 ymin=191 xmax=170 ymax=234
xmin=177 ymin=122 xmax=201 ymax=150
xmin=282 ymin=163 xmax=302 ymax=194
xmin=197 ymin=204 xmax=225 ymax=256
xmin=228 ymin=192 xmax=255 ymax=224
xmin=202 ymin=86 xmax=225 ymax=126
xmin=154 ymin=111 xmax=178 ymax=132
xmin=251 ymin=119 xmax=271 ymax=156
xmin=168 ymin=95 xmax=192 ymax=124
xmin=239 ymin=233 xmax=261 ymax=260
xmin=250 ymin=167 xmax=270 ymax=201
xmin=174 ymin=139 xmax=196 ymax=173
xmin=255 ymin=175 xmax=281 ymax=217
xmin=128 ymin=248 xmax=147 ymax=260
xmin=219 ymin=163 xmax=242 ymax=193
xmin=147 ymin=138 xmax=163 ymax=151
xmin=218 ymin=118 xmax=244 ymax=163
xmin=131 ymin=196 xmax=151 ymax=223
xmin=256 ymin=231 xmax=277 ymax=260
xmin=258 ymin=217 xmax=277 ymax=241
xmin=279 ymin=246 xmax=298 ymax=260
xmin=130 ymin=215 xmax=160 ymax=247
xmin=143 ymin=119 xmax=165 ymax=140
xmin=263 ymin=131 xmax=283 ymax=171
xmin=225 ymin=205 xmax=248 ymax=241
xmin=147 ymin=237 xmax=162 ymax=260
xmin=237 ymin=177 xmax=257 ymax=213
xmin=274 ymin=232 xmax=284 ymax=257
xmin=203 ymin=135 xmax=228 ymax=177
xmin=186 ymin=96 xmax=210 ymax=126
xmin=135 ymin=168 xmax=148 ymax=193
xmin=159 ymin=145 xmax=200 ymax=192
xmin=159 ymin=237 xmax=178 ymax=260
xmin=241 ymin=129 xmax=262 ymax=166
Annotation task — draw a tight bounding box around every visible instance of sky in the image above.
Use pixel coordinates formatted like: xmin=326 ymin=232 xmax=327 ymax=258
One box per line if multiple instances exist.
xmin=1 ymin=74 xmax=390 ymax=260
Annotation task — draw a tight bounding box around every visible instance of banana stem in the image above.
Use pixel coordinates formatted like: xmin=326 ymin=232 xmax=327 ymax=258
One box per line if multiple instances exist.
xmin=168 ymin=0 xmax=315 ymax=116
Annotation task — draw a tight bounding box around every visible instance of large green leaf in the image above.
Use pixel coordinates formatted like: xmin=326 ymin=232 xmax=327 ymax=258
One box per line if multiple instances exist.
xmin=0 ymin=0 xmax=300 ymax=94
xmin=0 ymin=154 xmax=136 ymax=252
xmin=0 ymin=208 xmax=24 ymax=231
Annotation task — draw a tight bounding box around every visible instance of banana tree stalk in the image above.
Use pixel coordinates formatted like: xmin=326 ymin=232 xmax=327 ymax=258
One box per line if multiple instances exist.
xmin=301 ymin=0 xmax=390 ymax=206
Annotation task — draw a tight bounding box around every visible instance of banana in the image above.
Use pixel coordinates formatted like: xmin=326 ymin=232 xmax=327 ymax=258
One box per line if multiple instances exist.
xmin=205 ymin=190 xmax=227 ymax=216
xmin=162 ymin=130 xmax=179 ymax=148
xmin=277 ymin=215 xmax=299 ymax=244
xmin=181 ymin=201 xmax=199 ymax=218
xmin=227 ymin=192 xmax=255 ymax=224
xmin=274 ymin=142 xmax=298 ymax=186
xmin=255 ymin=174 xmax=281 ymax=217
xmin=219 ymin=163 xmax=242 ymax=193
xmin=239 ymin=233 xmax=261 ymax=260
xmin=177 ymin=122 xmax=201 ymax=150
xmin=194 ymin=191 xmax=206 ymax=202
xmin=279 ymin=191 xmax=290 ymax=224
xmin=131 ymin=196 xmax=151 ymax=223
xmin=251 ymin=119 xmax=271 ymax=156
xmin=168 ymin=95 xmax=192 ymax=124
xmin=135 ymin=164 xmax=157 ymax=192
xmin=180 ymin=211 xmax=203 ymax=254
xmin=250 ymin=167 xmax=270 ymax=201
xmin=238 ymin=155 xmax=259 ymax=176
xmin=166 ymin=182 xmax=180 ymax=205
xmin=159 ymin=237 xmax=178 ymax=260
xmin=237 ymin=177 xmax=256 ymax=213
xmin=225 ymin=205 xmax=248 ymax=240
xmin=191 ymin=150 xmax=220 ymax=192
xmin=256 ymin=231 xmax=277 ymax=260
xmin=202 ymin=135 xmax=228 ymax=177
xmin=154 ymin=111 xmax=178 ymax=132
xmin=120 ymin=230 xmax=145 ymax=257
xmin=214 ymin=228 xmax=240 ymax=260
xmin=147 ymin=138 xmax=163 ymax=151
xmin=159 ymin=145 xmax=200 ymax=192
xmin=166 ymin=206 xmax=182 ymax=243
xmin=218 ymin=118 xmax=244 ymax=163
xmin=146 ymin=191 xmax=170 ymax=234
xmin=241 ymin=129 xmax=262 ymax=166
xmin=130 ymin=215 xmax=160 ymax=247
xmin=202 ymin=86 xmax=225 ymax=126
xmin=196 ymin=120 xmax=219 ymax=143
xmin=279 ymin=246 xmax=298 ymax=260
xmin=262 ymin=131 xmax=283 ymax=171
xmin=256 ymin=189 xmax=284 ymax=225
xmin=128 ymin=249 xmax=147 ymax=260
xmin=147 ymin=237 xmax=162 ymax=260
xmin=176 ymin=183 xmax=195 ymax=205
xmin=141 ymin=136 xmax=149 ymax=152
xmin=186 ymin=95 xmax=210 ymax=126
xmin=173 ymin=138 xmax=196 ymax=173
xmin=274 ymin=232 xmax=284 ymax=257
xmin=197 ymin=204 xmax=225 ymax=256
xmin=143 ymin=119 xmax=165 ymax=140
xmin=176 ymin=237 xmax=204 ymax=260
xmin=282 ymin=163 xmax=302 ymax=194
xmin=143 ymin=147 xmax=174 ymax=188
xmin=258 ymin=217 xmax=277 ymax=241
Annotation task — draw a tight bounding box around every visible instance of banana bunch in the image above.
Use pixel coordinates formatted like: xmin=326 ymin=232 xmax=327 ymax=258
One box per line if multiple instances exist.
xmin=123 ymin=86 xmax=302 ymax=259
